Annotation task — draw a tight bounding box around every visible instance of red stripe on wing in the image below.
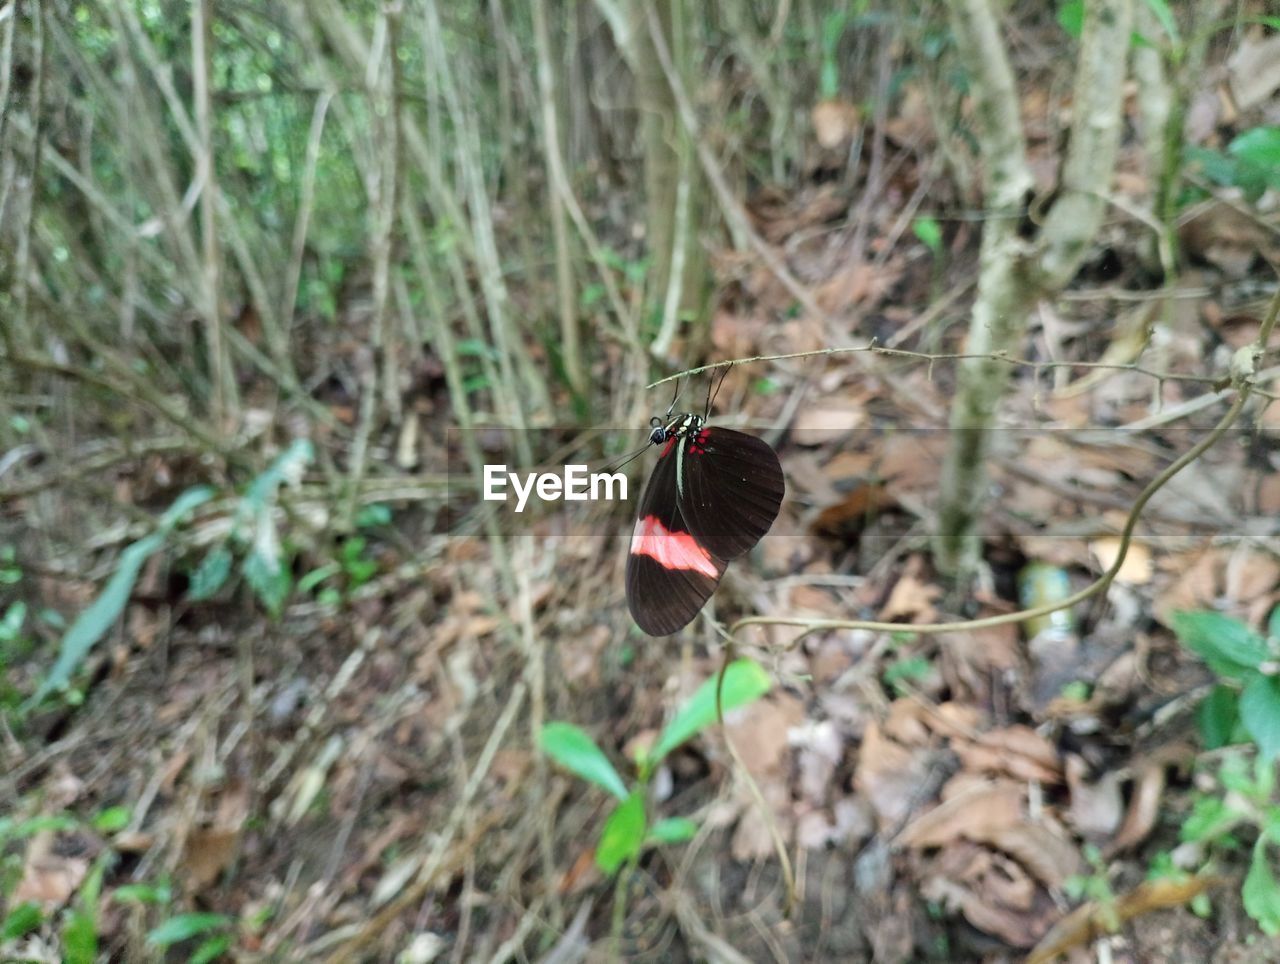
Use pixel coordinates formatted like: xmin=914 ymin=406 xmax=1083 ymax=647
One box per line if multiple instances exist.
xmin=630 ymin=514 xmax=719 ymax=578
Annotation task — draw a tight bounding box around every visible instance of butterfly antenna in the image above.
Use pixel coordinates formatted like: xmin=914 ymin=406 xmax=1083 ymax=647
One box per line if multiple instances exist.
xmin=600 ymin=440 xmax=654 ymax=475
xmin=665 ymin=376 xmax=682 ymax=418
xmin=705 ymin=363 xmax=731 ymax=418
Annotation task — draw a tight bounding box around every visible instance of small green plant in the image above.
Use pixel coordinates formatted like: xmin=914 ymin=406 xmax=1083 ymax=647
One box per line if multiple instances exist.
xmin=1184 ymin=127 xmax=1280 ymax=204
xmin=296 ymin=505 xmax=389 ymax=606
xmin=0 ymin=807 xmax=183 ymax=961
xmin=1176 ymin=753 xmax=1280 ymax=934
xmin=882 ymin=654 xmax=932 ymax=696
xmin=538 ymin=658 xmax=771 ymax=876
xmin=1172 ymin=609 xmax=1280 ymax=761
xmin=0 ymin=545 xmax=21 ymax=585
xmin=0 ymin=601 xmax=31 ymax=710
xmin=1172 ymin=608 xmax=1280 ymax=934
xmin=1146 ymin=850 xmax=1212 ymax=917
xmin=24 ymin=485 xmax=215 ymax=710
xmin=146 ymin=911 xmax=234 ymax=964
xmin=1064 ymin=844 xmax=1119 ymax=930
xmin=186 ymin=439 xmax=314 ymax=616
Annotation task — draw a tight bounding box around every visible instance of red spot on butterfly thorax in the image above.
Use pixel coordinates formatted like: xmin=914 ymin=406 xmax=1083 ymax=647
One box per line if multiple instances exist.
xmin=660 ymin=437 xmax=677 ymax=458
xmin=689 ymin=428 xmax=710 ymax=455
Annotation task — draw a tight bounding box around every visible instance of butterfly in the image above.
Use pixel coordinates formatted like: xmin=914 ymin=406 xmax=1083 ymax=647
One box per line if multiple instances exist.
xmin=626 ymin=404 xmax=784 ymax=636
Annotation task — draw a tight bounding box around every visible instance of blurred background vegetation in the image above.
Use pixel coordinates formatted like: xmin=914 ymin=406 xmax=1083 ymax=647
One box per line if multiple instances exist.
xmin=2 ymin=0 xmax=1280 ymax=960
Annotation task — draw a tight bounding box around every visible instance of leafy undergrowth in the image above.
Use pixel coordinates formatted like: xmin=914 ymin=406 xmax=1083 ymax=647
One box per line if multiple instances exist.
xmin=5 ymin=24 xmax=1280 ymax=964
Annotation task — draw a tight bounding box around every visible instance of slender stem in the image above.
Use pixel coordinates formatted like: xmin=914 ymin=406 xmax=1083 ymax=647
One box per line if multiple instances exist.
xmin=730 ymin=284 xmax=1280 ymax=641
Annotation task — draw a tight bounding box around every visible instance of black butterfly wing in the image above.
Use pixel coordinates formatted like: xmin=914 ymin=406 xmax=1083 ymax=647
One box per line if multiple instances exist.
xmin=679 ymin=427 xmax=784 ymax=560
xmin=626 ymin=437 xmax=728 ymax=636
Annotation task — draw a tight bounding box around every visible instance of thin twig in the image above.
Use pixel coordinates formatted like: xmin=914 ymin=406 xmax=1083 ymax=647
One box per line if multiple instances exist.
xmin=729 ymin=285 xmax=1280 ymax=641
xmin=646 ymin=343 xmax=1248 ymax=395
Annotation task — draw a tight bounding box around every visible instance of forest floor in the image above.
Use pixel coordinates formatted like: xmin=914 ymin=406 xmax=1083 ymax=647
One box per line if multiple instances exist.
xmin=5 ymin=34 xmax=1280 ymax=964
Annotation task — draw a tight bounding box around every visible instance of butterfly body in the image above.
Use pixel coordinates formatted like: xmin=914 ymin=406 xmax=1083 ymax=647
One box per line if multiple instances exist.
xmin=626 ymin=412 xmax=784 ymax=636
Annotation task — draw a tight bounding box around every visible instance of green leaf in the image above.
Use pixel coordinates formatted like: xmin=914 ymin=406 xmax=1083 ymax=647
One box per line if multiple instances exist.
xmin=1180 ymin=795 xmax=1244 ymax=844
xmin=7 ymin=814 xmax=79 ymax=838
xmin=146 ymin=912 xmax=231 ymax=948
xmin=297 ymin=563 xmax=340 ymax=595
xmin=1171 ymin=610 xmax=1268 ymax=679
xmin=1244 ymin=838 xmax=1280 ymax=935
xmin=355 ymin=503 xmax=392 ymax=528
xmin=647 ymin=817 xmax=698 ymax=845
xmin=1269 ymin=604 xmax=1280 ymax=644
xmin=243 ymin=549 xmax=291 ymax=617
xmin=883 ymin=656 xmax=933 ymax=693
xmin=1241 ymin=675 xmax=1280 ymax=761
xmin=539 ymin=722 xmax=629 ymax=800
xmin=912 ymin=216 xmax=943 ymax=254
xmin=595 ymin=792 xmax=646 ymax=874
xmin=650 ymin=659 xmax=771 ymax=766
xmin=1196 ymin=685 xmax=1239 ymax=750
xmin=0 ymin=600 xmax=27 ymax=640
xmin=190 ymin=933 xmax=233 ymax=964
xmin=1140 ymin=0 xmax=1180 ymax=46
xmin=1058 ymin=0 xmax=1084 ymax=37
xmin=26 ymin=486 xmax=214 ymax=708
xmin=63 ymin=855 xmax=109 ymax=964
xmin=1228 ymin=127 xmax=1280 ymax=199
xmin=92 ymin=805 xmax=131 ymax=833
xmin=456 ymin=338 xmax=500 ymax=361
xmin=112 ymin=881 xmax=171 ymax=905
xmin=240 ymin=440 xmax=312 ymax=519
xmin=2 ymin=902 xmax=42 ymax=940
xmin=158 ymin=487 xmax=217 ymax=529
xmin=188 ymin=546 xmax=233 ymax=601
xmin=62 ymin=907 xmax=98 ymax=964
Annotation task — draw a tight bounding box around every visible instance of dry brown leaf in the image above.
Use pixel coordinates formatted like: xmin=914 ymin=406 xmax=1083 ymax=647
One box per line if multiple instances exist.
xmin=814 ymin=261 xmax=896 ymax=313
xmin=811 ymin=99 xmax=860 ymax=149
xmin=723 ymin=693 xmax=805 ymax=780
xmin=926 ymin=701 xmax=985 ymax=740
xmin=921 ymin=874 xmax=1045 ymax=949
xmin=787 ymin=584 xmax=841 ymax=614
xmin=13 ymin=832 xmax=89 ymax=910
xmin=940 ymin=626 xmax=1021 ymax=702
xmin=1258 ymin=473 xmax=1280 ymax=517
xmin=953 ymin=725 xmax=1062 ymax=785
xmin=1228 ymin=31 xmax=1280 ymax=109
xmin=1224 ymin=548 xmax=1280 ymax=607
xmin=883 ymin=697 xmax=932 ymax=747
xmin=112 ymin=831 xmax=155 ymax=854
xmin=981 ymin=851 xmax=1037 ymax=911
xmin=183 ymin=826 xmax=240 ymax=892
xmin=879 ymin=560 xmax=940 ymax=624
xmin=791 ymin=401 xmax=867 ymax=445
xmin=730 ymin=779 xmax=792 ymax=861
xmin=971 ymin=821 xmax=1082 ymax=891
xmin=790 ymin=719 xmax=844 ymax=805
xmin=896 ymin=780 xmax=1024 ymax=848
xmin=1153 ymin=549 xmax=1219 ymax=623
xmin=1103 ymin=762 xmax=1167 ymax=857
xmin=558 ymin=624 xmax=610 ymax=687
xmin=883 ymin=84 xmax=934 ymax=147
xmin=854 ymin=721 xmax=930 ymax=831
xmin=1090 ymin=538 xmax=1152 ymax=586
xmin=1065 ymin=755 xmax=1124 ymax=843
xmin=810 ymin=482 xmax=897 ymax=538
xmin=1179 ymin=201 xmax=1275 ymax=277
xmin=877 ymin=433 xmax=946 ymax=487
xmin=1026 ymin=875 xmax=1223 ymax=964
xmin=821 ymin=449 xmax=877 ymax=482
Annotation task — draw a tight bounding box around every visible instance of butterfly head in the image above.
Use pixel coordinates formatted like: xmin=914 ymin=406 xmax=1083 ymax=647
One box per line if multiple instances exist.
xmin=649 ymin=412 xmax=703 ymax=446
